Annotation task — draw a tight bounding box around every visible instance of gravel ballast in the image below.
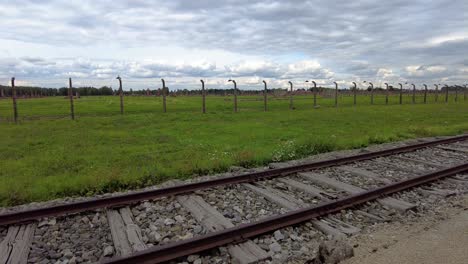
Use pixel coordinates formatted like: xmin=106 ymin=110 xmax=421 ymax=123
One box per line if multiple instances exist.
xmin=28 ymin=210 xmax=113 ymax=264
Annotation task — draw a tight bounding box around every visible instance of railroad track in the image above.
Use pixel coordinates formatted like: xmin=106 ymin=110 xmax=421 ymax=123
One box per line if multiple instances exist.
xmin=1 ymin=135 xmax=468 ymax=263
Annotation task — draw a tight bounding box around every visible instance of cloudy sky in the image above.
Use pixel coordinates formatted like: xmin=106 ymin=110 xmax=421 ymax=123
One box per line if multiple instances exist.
xmin=1 ymin=0 xmax=467 ymax=90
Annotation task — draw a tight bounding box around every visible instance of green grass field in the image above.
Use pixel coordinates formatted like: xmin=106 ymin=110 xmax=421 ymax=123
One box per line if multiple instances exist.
xmin=0 ymin=92 xmax=467 ymax=206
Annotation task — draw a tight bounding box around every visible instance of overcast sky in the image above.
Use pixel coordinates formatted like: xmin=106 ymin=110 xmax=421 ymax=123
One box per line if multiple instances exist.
xmin=1 ymin=0 xmax=467 ymax=90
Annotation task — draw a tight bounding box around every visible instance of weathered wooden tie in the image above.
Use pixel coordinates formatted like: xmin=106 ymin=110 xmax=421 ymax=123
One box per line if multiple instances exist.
xmin=337 ymin=165 xmax=392 ymax=184
xmin=392 ymin=156 xmax=447 ymax=169
xmin=177 ymin=195 xmax=270 ymax=264
xmin=277 ymin=178 xmax=332 ymax=199
xmin=242 ymin=183 xmax=358 ymax=237
xmin=436 ymin=146 xmax=468 ymax=154
xmin=372 ymin=160 xmax=425 ymax=175
xmin=446 ymin=178 xmax=468 ymax=185
xmin=453 ymin=175 xmax=468 ymax=181
xmin=107 ymin=207 xmax=147 ymax=256
xmin=320 ymin=216 xmax=360 ymax=235
xmin=298 ymin=172 xmax=416 ymax=212
xmin=457 ymin=142 xmax=468 ymax=148
xmin=418 ymin=188 xmax=457 ymax=198
xmin=279 ymin=178 xmax=384 ymax=222
xmin=354 ymin=210 xmax=388 ymax=222
xmin=0 ymin=224 xmax=35 ymax=264
xmin=243 ymin=183 xmax=303 ymax=210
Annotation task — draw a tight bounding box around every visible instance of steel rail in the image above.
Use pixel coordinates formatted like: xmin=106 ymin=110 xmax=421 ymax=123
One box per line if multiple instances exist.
xmin=0 ymin=135 xmax=467 ymax=226
xmin=104 ymin=162 xmax=468 ymax=264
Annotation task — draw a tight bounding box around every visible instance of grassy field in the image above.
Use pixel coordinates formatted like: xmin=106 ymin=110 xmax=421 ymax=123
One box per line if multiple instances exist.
xmin=0 ymin=92 xmax=467 ymax=206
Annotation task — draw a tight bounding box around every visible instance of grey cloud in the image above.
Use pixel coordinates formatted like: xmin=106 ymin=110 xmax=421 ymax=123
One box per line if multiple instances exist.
xmin=413 ymin=40 xmax=468 ymax=58
xmin=402 ymin=64 xmax=457 ymax=81
xmin=460 ymin=59 xmax=468 ymax=66
xmin=0 ymin=0 xmax=467 ymax=85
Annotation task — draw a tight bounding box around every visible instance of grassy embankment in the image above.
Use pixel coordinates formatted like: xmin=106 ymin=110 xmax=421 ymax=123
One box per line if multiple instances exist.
xmin=0 ymin=93 xmax=467 ymax=206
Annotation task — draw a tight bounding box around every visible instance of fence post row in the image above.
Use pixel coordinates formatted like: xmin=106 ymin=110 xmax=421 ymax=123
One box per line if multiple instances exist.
xmin=200 ymin=80 xmax=206 ymax=113
xmin=262 ymin=80 xmax=268 ymax=112
xmin=334 ymin=81 xmax=338 ymax=107
xmin=161 ymin=79 xmax=167 ymax=113
xmin=5 ymin=77 xmax=467 ymax=122
xmin=228 ymin=79 xmax=237 ymax=112
xmin=116 ymin=76 xmax=124 ymax=114
xmin=385 ymin=83 xmax=389 ymax=105
xmin=288 ymin=81 xmax=293 ymax=110
xmin=69 ymin=78 xmax=75 ymax=120
xmin=11 ymin=77 xmax=18 ymax=123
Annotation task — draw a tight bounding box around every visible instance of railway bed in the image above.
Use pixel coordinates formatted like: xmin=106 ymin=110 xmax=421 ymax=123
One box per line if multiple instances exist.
xmin=1 ymin=135 xmax=468 ymax=264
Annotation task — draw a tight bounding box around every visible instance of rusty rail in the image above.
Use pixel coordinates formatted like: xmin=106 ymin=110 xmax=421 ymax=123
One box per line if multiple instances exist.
xmin=0 ymin=134 xmax=466 ymax=226
xmin=104 ymin=162 xmax=468 ymax=263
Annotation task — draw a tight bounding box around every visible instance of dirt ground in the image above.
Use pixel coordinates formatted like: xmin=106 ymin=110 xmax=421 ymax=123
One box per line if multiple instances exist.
xmin=342 ymin=195 xmax=468 ymax=264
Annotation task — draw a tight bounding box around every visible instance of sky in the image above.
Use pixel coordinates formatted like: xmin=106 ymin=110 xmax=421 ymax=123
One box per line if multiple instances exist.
xmin=0 ymin=0 xmax=467 ymax=90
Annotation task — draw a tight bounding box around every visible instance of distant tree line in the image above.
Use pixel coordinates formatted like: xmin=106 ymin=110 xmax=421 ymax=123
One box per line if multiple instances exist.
xmin=0 ymin=85 xmax=299 ymax=97
xmin=0 ymin=84 xmax=464 ymax=98
xmin=0 ymin=85 xmax=113 ymax=97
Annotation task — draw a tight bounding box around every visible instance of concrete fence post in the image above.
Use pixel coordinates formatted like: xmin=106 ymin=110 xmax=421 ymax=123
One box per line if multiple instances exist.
xmin=464 ymin=85 xmax=467 ymax=101
xmin=116 ymin=76 xmax=124 ymax=114
xmin=289 ymin=81 xmax=294 ymax=110
xmin=161 ymin=79 xmax=167 ymax=113
xmin=312 ymin=81 xmax=317 ymax=108
xmin=11 ymin=77 xmax=18 ymax=123
xmin=228 ymin=79 xmax=237 ymax=112
xmin=385 ymin=83 xmax=389 ymax=105
xmin=200 ymin=80 xmax=206 ymax=113
xmin=411 ymin=84 xmax=416 ymax=104
xmin=445 ymin=85 xmax=449 ymax=103
xmin=263 ymin=80 xmax=267 ymax=111
xmin=434 ymin=84 xmax=439 ymax=102
xmin=423 ymin=84 xmax=427 ymax=104
xmin=69 ymin=78 xmax=75 ymax=120
xmin=352 ymin=82 xmax=357 ymax=106
xmin=398 ymin=83 xmax=403 ymax=105
xmin=334 ymin=81 xmax=338 ymax=107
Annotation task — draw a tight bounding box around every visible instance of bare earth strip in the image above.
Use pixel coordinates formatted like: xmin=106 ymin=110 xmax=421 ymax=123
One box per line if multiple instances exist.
xmin=343 ymin=195 xmax=468 ymax=264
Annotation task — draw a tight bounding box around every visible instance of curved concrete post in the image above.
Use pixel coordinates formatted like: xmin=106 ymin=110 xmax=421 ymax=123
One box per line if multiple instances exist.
xmin=117 ymin=76 xmax=124 ymax=114
xmin=200 ymin=80 xmax=206 ymax=113
xmin=288 ymin=81 xmax=293 ymax=110
xmin=229 ymin=79 xmax=238 ymax=112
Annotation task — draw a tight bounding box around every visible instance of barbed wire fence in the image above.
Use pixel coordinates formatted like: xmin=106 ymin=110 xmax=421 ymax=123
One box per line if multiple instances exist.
xmin=0 ymin=77 xmax=466 ymax=123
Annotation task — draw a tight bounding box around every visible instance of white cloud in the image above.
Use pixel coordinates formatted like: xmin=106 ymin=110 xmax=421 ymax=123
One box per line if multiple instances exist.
xmin=376 ymin=68 xmax=397 ymax=80
xmin=427 ymin=33 xmax=468 ymax=47
xmin=244 ymin=76 xmax=262 ymax=85
xmin=405 ymin=65 xmax=449 ymax=77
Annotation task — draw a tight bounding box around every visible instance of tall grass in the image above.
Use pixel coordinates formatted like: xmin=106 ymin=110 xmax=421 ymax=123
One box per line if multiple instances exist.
xmin=0 ymin=94 xmax=467 ymax=206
